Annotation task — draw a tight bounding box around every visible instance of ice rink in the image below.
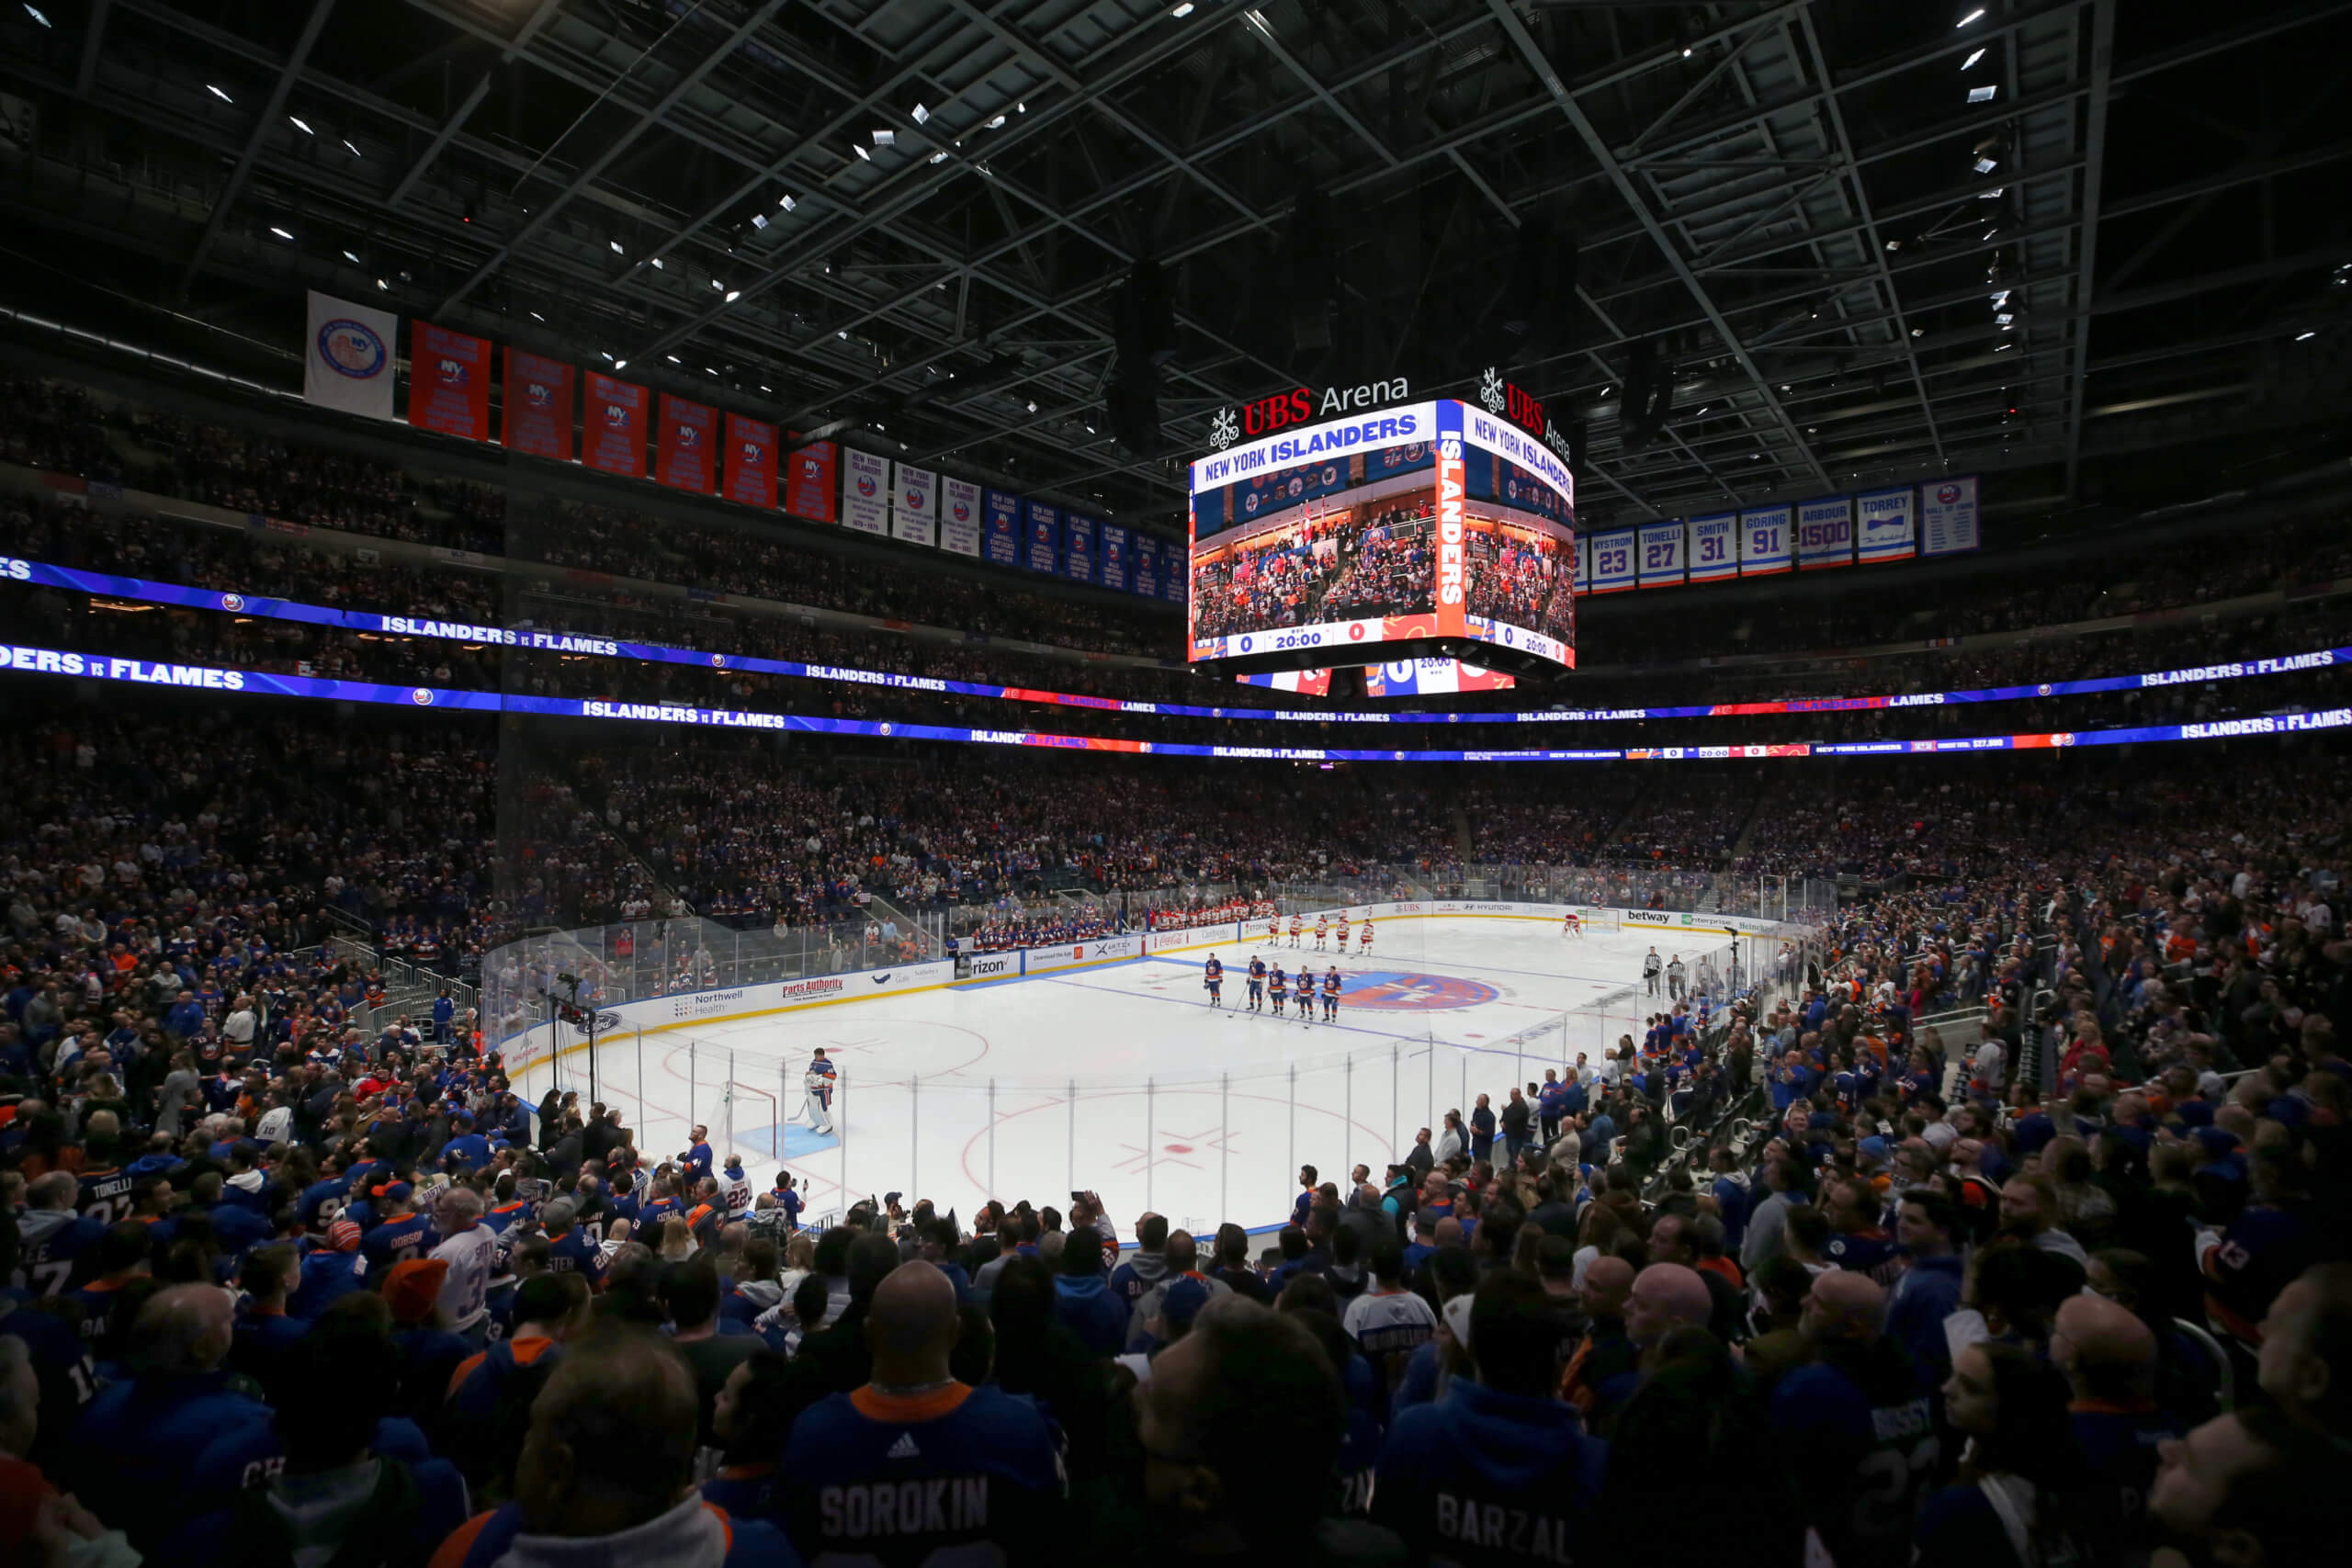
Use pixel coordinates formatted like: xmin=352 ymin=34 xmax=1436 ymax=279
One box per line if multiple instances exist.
xmin=571 ymin=915 xmax=1748 ymax=1235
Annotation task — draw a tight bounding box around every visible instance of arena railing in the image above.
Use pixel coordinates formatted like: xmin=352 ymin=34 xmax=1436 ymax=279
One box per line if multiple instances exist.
xmin=486 ymin=893 xmax=1823 ymax=1232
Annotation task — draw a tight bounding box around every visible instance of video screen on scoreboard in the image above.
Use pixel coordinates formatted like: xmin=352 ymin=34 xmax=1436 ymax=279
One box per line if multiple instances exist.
xmin=1187 ymin=399 xmax=1575 ymax=675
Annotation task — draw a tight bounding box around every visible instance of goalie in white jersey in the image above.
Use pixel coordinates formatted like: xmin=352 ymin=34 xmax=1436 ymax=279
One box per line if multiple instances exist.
xmin=800 ymin=1046 xmax=838 ymax=1137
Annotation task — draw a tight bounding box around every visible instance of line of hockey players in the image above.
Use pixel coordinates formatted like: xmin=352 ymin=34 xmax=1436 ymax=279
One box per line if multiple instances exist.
xmin=1198 ymin=953 xmax=1345 ymax=1022
xmin=1268 ymin=909 xmax=1376 ymax=954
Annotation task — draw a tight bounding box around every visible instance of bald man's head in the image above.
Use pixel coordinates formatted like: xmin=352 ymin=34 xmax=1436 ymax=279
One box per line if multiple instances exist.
xmin=135 ymin=1283 xmax=233 ymax=1373
xmin=1580 ymin=1256 xmax=1635 ymax=1320
xmin=866 ymin=1260 xmax=960 ymax=1384
xmin=1625 ymin=1263 xmax=1713 ymax=1346
xmin=2054 ymin=1292 xmax=2157 ymax=1403
xmin=1801 ymin=1269 xmax=1886 ymax=1344
xmin=516 ymin=1329 xmax=700 ymax=1536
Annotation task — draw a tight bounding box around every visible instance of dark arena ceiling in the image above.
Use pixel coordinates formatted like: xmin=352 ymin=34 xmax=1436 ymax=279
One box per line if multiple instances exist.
xmin=2 ymin=0 xmax=2346 ymax=535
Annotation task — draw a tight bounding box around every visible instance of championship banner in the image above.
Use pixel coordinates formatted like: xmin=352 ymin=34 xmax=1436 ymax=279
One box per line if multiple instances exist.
xmin=1739 ymin=504 xmax=1792 ymax=576
xmin=656 ymin=394 xmax=718 ymax=495
xmin=1797 ymin=496 xmax=1854 ymax=570
xmin=1921 ymin=477 xmax=1981 ymax=556
xmin=1132 ymin=535 xmax=1161 ymax=598
xmin=1163 ymin=560 xmax=1185 ymax=605
xmin=940 ymin=478 xmax=982 ymax=557
xmin=891 ymin=463 xmax=938 ymax=547
xmin=1100 ymin=523 xmax=1130 ymax=592
xmin=303 ymin=291 xmax=397 ymax=421
xmin=1062 ymin=513 xmax=1097 ymax=584
xmin=408 ymin=321 xmax=492 ymax=442
xmin=842 ymin=449 xmax=889 ymax=536
xmin=785 ymin=440 xmax=837 ymax=524
xmin=1687 ymin=513 xmax=1737 ymax=582
xmin=1023 ymin=502 xmax=1060 ymax=573
xmin=1637 ymin=520 xmax=1686 ymax=588
xmin=1857 ymin=486 xmax=1917 ymax=563
xmin=502 ymin=348 xmax=574 ymax=462
xmin=1434 ymin=400 xmax=1468 ymax=638
xmin=1588 ymin=528 xmax=1636 ymax=593
xmin=983 ymin=490 xmax=1021 ymax=566
xmin=722 ymin=413 xmax=778 ymax=510
xmin=582 ymin=373 xmax=649 ymax=479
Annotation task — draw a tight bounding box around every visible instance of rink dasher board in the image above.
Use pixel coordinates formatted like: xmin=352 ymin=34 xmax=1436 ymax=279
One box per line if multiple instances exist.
xmin=499 ymin=901 xmax=1807 ymax=1072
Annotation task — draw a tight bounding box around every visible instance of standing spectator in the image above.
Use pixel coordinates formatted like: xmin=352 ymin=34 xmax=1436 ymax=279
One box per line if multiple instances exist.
xmin=1918 ymin=1342 xmax=2113 ymax=1568
xmin=781 ymin=1262 xmax=1061 ymax=1562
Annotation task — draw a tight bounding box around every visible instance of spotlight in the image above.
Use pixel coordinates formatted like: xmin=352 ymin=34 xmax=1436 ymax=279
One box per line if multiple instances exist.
xmin=288 ymin=116 xmax=313 ymax=134
xmin=207 ymin=85 xmax=233 ymax=103
xmin=1962 ymin=48 xmax=1986 ymax=70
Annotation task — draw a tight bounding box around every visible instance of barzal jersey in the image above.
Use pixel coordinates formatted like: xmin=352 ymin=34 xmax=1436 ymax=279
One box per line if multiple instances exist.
xmin=781 ymin=1383 xmax=1065 ymax=1564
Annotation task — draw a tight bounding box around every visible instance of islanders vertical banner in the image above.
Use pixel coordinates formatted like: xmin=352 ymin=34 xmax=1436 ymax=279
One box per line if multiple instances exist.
xmin=1132 ymin=535 xmax=1161 ymax=599
xmin=656 ymin=394 xmax=717 ymax=495
xmin=785 ymin=441 xmax=837 ymax=524
xmin=842 ymin=449 xmax=890 ymax=536
xmin=1023 ymin=501 xmax=1060 ymax=574
xmin=582 ymin=373 xmax=648 ymax=479
xmin=1062 ymin=513 xmax=1097 ymax=584
xmin=891 ymin=463 xmax=938 ymax=548
xmin=502 ymin=349 xmax=574 ymax=461
xmin=983 ymin=490 xmax=1021 ymax=567
xmin=1099 ymin=524 xmax=1129 ymax=592
xmin=722 ymin=413 xmax=777 ymax=510
xmin=408 ymin=321 xmax=492 ymax=442
xmin=1434 ymin=400 xmax=1467 ymax=639
xmin=939 ymin=478 xmax=982 ymax=557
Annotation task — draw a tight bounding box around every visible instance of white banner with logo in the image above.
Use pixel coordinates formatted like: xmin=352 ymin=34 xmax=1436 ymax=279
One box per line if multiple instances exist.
xmin=303 ymin=291 xmax=398 ymax=420
xmin=939 ymin=477 xmax=982 ymax=557
xmin=842 ymin=449 xmax=890 ymax=536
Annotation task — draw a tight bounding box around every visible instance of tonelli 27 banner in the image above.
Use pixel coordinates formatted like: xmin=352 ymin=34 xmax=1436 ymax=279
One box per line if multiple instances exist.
xmin=657 ymin=394 xmax=718 ymax=495
xmin=722 ymin=413 xmax=777 ymax=510
xmin=409 ymin=321 xmax=492 ymax=442
xmin=503 ymin=349 xmax=574 ymax=461
xmin=583 ymin=373 xmax=648 ymax=479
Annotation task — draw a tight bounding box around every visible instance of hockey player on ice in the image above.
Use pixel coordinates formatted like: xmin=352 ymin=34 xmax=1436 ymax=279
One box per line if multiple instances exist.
xmin=800 ymin=1046 xmax=839 ymax=1136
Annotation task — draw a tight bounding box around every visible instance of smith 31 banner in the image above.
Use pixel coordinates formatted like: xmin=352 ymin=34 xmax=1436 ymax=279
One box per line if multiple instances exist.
xmin=4 ymin=552 xmax=2345 ymax=724
xmin=408 ymin=321 xmax=492 ymax=442
xmin=722 ymin=413 xmax=778 ymax=510
xmin=583 ymin=373 xmax=649 ymax=479
xmin=939 ymin=478 xmax=982 ymax=558
xmin=7 ymin=640 xmax=2345 ymax=762
xmin=656 ymin=393 xmax=718 ymax=495
xmin=1688 ymin=513 xmax=1737 ymax=583
xmin=502 ymin=349 xmax=574 ymax=461
xmin=784 ymin=440 xmax=837 ymax=525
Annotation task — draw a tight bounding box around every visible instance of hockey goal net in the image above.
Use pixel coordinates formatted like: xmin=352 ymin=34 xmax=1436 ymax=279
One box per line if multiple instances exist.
xmin=1572 ymin=908 xmax=1623 ymax=933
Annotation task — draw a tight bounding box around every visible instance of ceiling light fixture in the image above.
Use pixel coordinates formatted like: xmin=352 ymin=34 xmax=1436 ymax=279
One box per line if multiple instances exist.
xmin=530 ymin=310 xmax=545 ymax=321
xmin=344 ymin=140 xmax=362 ymax=157
xmin=376 ymin=278 xmax=388 ymax=290
xmin=1172 ymin=1 xmax=1194 ymax=14
xmin=724 ymin=290 xmax=741 ymax=302
xmin=23 ymin=6 xmax=51 ymax=26
xmin=1974 ymin=155 xmax=1998 ymax=173
xmin=1962 ymin=47 xmax=1986 ymax=70
xmin=929 ymin=151 xmax=947 ymax=164
xmin=614 ymin=358 xmax=628 ymax=369
xmin=986 ymin=114 xmax=1006 ymax=129
xmin=2297 ymin=330 xmax=2318 ymax=342
xmin=342 ymin=248 xmax=360 ymax=263
xmin=711 ymin=278 xmax=724 ymax=290
xmin=611 ymin=240 xmax=625 ymax=254
xmin=1967 ymin=85 xmax=1997 ymax=103
xmin=778 ymin=194 xmax=797 ymax=211
xmin=651 ymin=257 xmax=664 ymax=269
xmin=751 ymin=213 xmax=769 ymax=230
xmin=207 ymin=85 xmax=233 ymax=103
xmin=872 ymin=129 xmax=895 ymax=146
xmin=268 ymin=226 xmax=293 ymax=240
xmin=1957 ymin=8 xmax=1985 ymax=26
xmin=910 ymin=104 xmax=930 ymax=124
xmin=1026 ymin=400 xmax=1037 ymax=412
xmin=854 ymin=143 xmax=871 ymax=160
xmin=665 ymin=354 xmax=681 ymax=364
xmin=288 ymin=116 xmax=313 ymax=134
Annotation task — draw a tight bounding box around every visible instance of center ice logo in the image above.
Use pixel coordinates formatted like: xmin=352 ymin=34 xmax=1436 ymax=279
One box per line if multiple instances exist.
xmin=1342 ymin=972 xmax=1499 ymax=1010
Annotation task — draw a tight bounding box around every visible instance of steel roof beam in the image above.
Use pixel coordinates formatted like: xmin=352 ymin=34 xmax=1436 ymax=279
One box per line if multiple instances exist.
xmin=2061 ymin=0 xmax=2117 ymax=499
xmin=387 ymin=0 xmax=566 ymax=208
xmin=176 ymin=0 xmax=339 ymax=297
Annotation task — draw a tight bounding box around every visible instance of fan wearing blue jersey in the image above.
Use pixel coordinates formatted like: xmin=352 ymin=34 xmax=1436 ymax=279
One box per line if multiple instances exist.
xmin=781 ymin=1260 xmax=1063 ymax=1563
xmin=1772 ymin=1270 xmax=1936 ymax=1568
xmin=1374 ymin=1270 xmax=1608 ymax=1565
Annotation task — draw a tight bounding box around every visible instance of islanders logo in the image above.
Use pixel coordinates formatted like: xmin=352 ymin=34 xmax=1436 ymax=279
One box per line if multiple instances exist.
xmin=435 ymin=357 xmax=466 ymax=385
xmin=220 ymin=593 xmax=247 ymax=613
xmin=410 ymin=688 xmax=435 ymax=705
xmin=741 ymin=441 xmax=763 ymax=464
xmin=526 ymin=381 xmax=554 ymax=409
xmin=1937 ymin=483 xmax=1963 ymax=504
xmin=1342 ymin=972 xmax=1500 ymax=1011
xmin=676 ymin=423 xmax=700 ymax=448
xmin=316 ymin=318 xmax=388 ymax=380
xmin=604 ymin=404 xmax=629 ymax=427
xmin=856 ymin=473 xmax=877 ymax=498
xmin=952 ymin=499 xmax=971 ymax=522
xmin=1244 ymin=493 xmax=1261 ymax=514
xmin=904 ymin=489 xmax=923 ymax=510
xmin=802 ymin=457 xmax=823 ymax=477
